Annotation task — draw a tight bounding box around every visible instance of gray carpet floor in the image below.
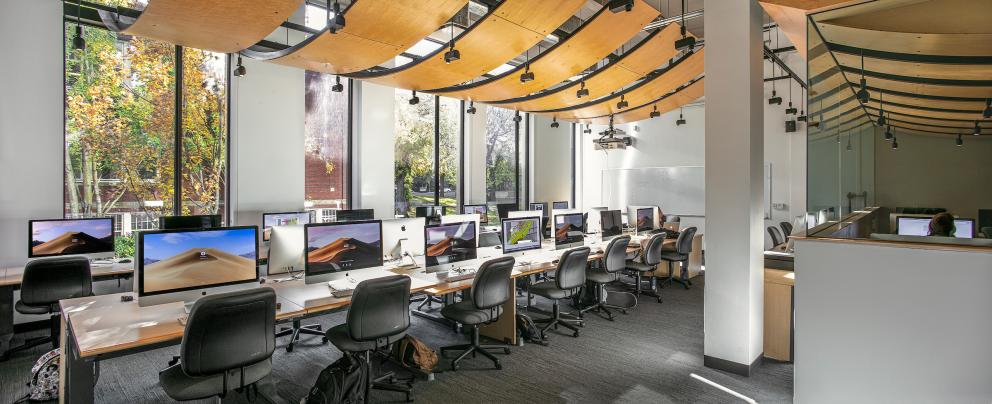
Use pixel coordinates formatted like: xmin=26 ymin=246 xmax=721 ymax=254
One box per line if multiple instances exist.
xmin=0 ymin=276 xmax=793 ymax=403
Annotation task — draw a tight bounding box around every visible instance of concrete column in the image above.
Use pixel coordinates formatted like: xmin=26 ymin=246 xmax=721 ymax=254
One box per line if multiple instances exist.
xmin=464 ymin=105 xmax=488 ymax=205
xmin=353 ymin=81 xmax=396 ymax=218
xmin=703 ymin=0 xmax=765 ymax=376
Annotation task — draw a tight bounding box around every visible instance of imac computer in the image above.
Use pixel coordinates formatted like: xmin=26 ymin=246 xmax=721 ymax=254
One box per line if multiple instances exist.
xmin=415 ymin=206 xmax=443 ymax=219
xmin=508 ymin=210 xmax=544 ymax=220
xmin=381 ymin=217 xmax=427 ymax=261
xmin=261 ymin=211 xmax=312 ymax=241
xmin=304 ymin=220 xmax=383 ymax=284
xmin=266 ymin=225 xmax=305 ymax=276
xmin=137 ymin=226 xmax=259 ymax=308
xmin=335 ymin=209 xmax=374 ymax=222
xmin=441 ymin=214 xmax=482 ymax=246
xmin=29 ymin=217 xmax=115 ymax=260
xmin=600 ymin=210 xmax=623 ymax=239
xmin=554 ymin=213 xmax=585 ymax=250
xmin=501 ymin=217 xmax=542 ymax=257
xmin=896 ymin=216 xmax=975 ymax=238
xmin=552 ymin=201 xmax=569 ymax=210
xmin=529 ymin=202 xmax=548 ymax=217
xmin=159 ymin=214 xmax=222 ymax=230
xmin=461 ymin=204 xmax=489 ymax=225
xmin=586 ymin=207 xmax=608 ymax=233
xmin=636 ymin=207 xmax=655 ymax=233
xmin=424 ymin=221 xmax=477 ymax=273
xmin=495 ymin=203 xmax=517 ymax=220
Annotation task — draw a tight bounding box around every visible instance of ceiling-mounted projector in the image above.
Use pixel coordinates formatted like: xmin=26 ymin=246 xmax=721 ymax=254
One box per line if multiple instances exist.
xmin=593 ymin=127 xmax=633 ymax=150
xmin=607 ymin=0 xmax=634 ymax=13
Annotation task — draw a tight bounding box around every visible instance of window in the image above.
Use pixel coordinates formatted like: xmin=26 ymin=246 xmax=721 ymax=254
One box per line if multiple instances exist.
xmin=486 ymin=107 xmax=519 ymax=222
xmin=180 ymin=48 xmax=228 ymax=218
xmin=394 ymin=90 xmax=436 ymax=217
xmin=304 ymin=71 xmax=351 ymax=213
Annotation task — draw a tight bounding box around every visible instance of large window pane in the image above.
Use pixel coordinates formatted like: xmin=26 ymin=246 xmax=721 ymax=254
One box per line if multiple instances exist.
xmin=486 ymin=107 xmax=518 ymax=223
xmin=438 ymin=97 xmax=461 ymax=209
xmin=394 ymin=90 xmax=436 ymax=217
xmin=180 ymin=49 xmax=228 ymax=222
xmin=305 ymin=72 xmax=351 ymax=219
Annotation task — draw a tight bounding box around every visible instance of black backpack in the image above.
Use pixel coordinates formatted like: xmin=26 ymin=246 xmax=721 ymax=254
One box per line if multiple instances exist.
xmin=305 ymin=353 xmax=369 ymax=404
xmin=515 ymin=313 xmax=547 ymax=346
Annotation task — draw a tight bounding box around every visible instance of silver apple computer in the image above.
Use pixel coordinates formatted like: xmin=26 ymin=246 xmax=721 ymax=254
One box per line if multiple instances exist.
xmin=266 ymin=224 xmax=305 ymax=276
xmin=381 ymin=217 xmax=426 ymax=263
xmin=501 ymin=216 xmax=543 ymax=259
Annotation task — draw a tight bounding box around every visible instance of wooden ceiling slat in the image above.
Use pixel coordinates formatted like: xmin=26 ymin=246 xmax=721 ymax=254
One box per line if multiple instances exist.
xmin=812 ymin=68 xmax=992 ymax=100
xmin=122 ymin=0 xmax=304 ymax=53
xmin=573 ymin=78 xmax=705 ymax=125
xmin=251 ymin=0 xmax=466 ymax=74
xmin=346 ymin=0 xmax=586 ymax=91
xmin=489 ymin=24 xmax=684 ymax=112
xmin=866 ymin=111 xmax=991 ymax=130
xmin=817 ymin=23 xmax=992 ymax=57
xmin=832 ymin=52 xmax=992 ymax=81
xmin=431 ymin=0 xmax=660 ymax=102
xmin=867 ymin=100 xmax=986 ymax=122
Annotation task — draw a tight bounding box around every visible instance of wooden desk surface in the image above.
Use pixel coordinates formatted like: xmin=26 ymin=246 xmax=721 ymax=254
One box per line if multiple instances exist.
xmin=0 ymin=263 xmax=134 ymax=287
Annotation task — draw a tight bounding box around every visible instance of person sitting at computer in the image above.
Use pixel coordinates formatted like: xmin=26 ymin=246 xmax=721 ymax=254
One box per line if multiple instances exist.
xmin=928 ymin=213 xmax=956 ymax=237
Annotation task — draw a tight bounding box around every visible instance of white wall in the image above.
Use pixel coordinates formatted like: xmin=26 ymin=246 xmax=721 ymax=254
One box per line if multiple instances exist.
xmin=229 ymin=59 xmax=305 ymax=228
xmin=463 ymin=105 xmax=489 ymax=205
xmin=353 ymin=81 xmax=395 ymax=218
xmin=532 ymin=115 xmax=572 ymax=205
xmin=794 ymin=238 xmax=992 ymax=403
xmin=0 ymin=0 xmax=64 ymax=268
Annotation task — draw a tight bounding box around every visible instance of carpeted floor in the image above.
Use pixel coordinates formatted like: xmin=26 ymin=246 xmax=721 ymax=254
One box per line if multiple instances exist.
xmin=0 ymin=276 xmax=792 ymax=403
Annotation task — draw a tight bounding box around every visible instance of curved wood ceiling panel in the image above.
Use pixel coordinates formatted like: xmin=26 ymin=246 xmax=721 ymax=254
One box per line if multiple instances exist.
xmin=250 ymin=0 xmax=466 ymax=74
xmin=475 ymin=23 xmax=684 ymax=111
xmin=813 ymin=68 xmax=992 ymax=99
xmin=431 ymin=0 xmax=659 ymax=101
xmin=574 ymin=78 xmax=705 ymax=125
xmin=817 ymin=23 xmax=992 ymax=57
xmin=346 ymin=0 xmax=586 ymax=91
xmin=832 ymin=52 xmax=992 ymax=81
xmin=866 ymin=111 xmax=992 ymax=131
xmin=121 ymin=0 xmax=304 ymax=53
xmin=548 ymin=48 xmax=705 ymax=120
xmin=867 ymin=100 xmax=985 ymax=122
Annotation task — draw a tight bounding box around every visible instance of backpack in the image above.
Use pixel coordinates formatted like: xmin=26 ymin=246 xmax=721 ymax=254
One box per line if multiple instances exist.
xmin=390 ymin=335 xmax=438 ymax=372
xmin=304 ymin=353 xmax=369 ymax=404
xmin=515 ymin=313 xmax=547 ymax=346
xmin=18 ymin=349 xmax=60 ymax=402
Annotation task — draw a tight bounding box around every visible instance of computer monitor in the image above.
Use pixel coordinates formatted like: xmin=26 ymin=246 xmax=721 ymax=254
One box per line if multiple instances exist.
xmin=896 ymin=216 xmax=975 ymax=238
xmin=381 ymin=217 xmax=426 ymax=260
xmin=159 ymin=214 xmax=221 ymax=230
xmin=335 ymin=209 xmax=374 ymax=222
xmin=636 ymin=207 xmax=655 ymax=232
xmin=304 ymin=220 xmax=383 ymax=284
xmin=501 ymin=217 xmax=542 ymax=255
xmin=508 ymin=210 xmax=544 ymax=220
xmin=267 ymin=225 xmax=304 ymax=275
xmin=261 ymin=211 xmax=312 ymax=241
xmin=586 ymin=207 xmax=608 ymax=233
xmin=415 ymin=206 xmax=442 ymax=219
xmin=528 ymin=202 xmax=548 ymax=217
xmin=495 ymin=203 xmax=517 ymax=220
xmin=28 ymin=217 xmax=115 ymax=259
xmin=137 ymin=226 xmax=259 ymax=307
xmin=441 ymin=214 xmax=481 ymax=247
xmin=955 ymin=219 xmax=975 ymax=238
xmin=461 ymin=204 xmax=489 ymax=224
xmin=554 ymin=213 xmax=584 ymax=250
xmin=600 ymin=210 xmax=622 ymax=239
xmin=442 ymin=206 xmax=457 ymax=216
xmin=424 ymin=221 xmax=477 ymax=271
xmin=552 ymin=201 xmax=569 ymax=210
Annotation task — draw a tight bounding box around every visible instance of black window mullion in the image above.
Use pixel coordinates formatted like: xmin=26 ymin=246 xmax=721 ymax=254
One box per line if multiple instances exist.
xmin=433 ymin=96 xmax=441 ymax=206
xmin=347 ymin=79 xmax=354 ymax=209
xmin=173 ymin=45 xmax=183 ymax=217
xmin=514 ymin=113 xmax=520 ymax=209
xmin=458 ymin=100 xmax=465 ymax=208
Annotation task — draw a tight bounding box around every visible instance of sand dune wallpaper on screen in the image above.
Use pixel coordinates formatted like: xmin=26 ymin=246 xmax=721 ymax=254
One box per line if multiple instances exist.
xmin=307 ymin=223 xmax=382 ymax=272
xmin=31 ymin=219 xmax=113 ymax=256
xmin=425 ymin=223 xmax=476 ymax=266
xmin=142 ymin=229 xmax=257 ymax=293
xmin=555 ymin=216 xmax=583 ymax=243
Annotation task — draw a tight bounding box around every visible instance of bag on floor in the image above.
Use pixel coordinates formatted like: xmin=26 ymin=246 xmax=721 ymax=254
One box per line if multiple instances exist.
xmin=391 ymin=335 xmax=438 ymax=372
xmin=304 ymin=353 xmax=369 ymax=404
xmin=515 ymin=313 xmax=547 ymax=346
xmin=18 ymin=348 xmax=60 ymax=402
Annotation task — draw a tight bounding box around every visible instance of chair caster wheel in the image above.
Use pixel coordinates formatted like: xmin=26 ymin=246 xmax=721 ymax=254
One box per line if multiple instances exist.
xmin=503 ymin=348 xmax=511 ymax=354
xmin=572 ymin=331 xmax=580 ymax=338
xmin=286 ymin=345 xmax=294 ymax=353
xmin=452 ymin=364 xmax=459 ymax=371
xmin=322 ymin=337 xmax=328 ymax=344
xmin=657 ymin=297 xmax=663 ymax=303
xmin=621 ymin=309 xmax=628 ymax=315
xmin=495 ymin=362 xmax=502 ymax=370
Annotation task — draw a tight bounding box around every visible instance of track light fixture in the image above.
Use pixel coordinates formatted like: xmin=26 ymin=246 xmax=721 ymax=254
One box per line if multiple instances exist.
xmin=856 ymin=51 xmax=870 ymax=104
xmin=616 ymin=94 xmax=628 ymax=110
xmin=551 ymin=117 xmax=559 ymax=128
xmin=234 ymin=55 xmax=247 ymax=77
xmin=785 ymin=73 xmax=797 ymax=114
xmin=957 ymin=134 xmax=964 ymax=147
xmin=837 ymin=132 xmax=842 ymax=144
xmin=768 ymin=90 xmax=782 ymax=105
xmin=73 ymin=0 xmax=85 ymax=51
xmin=974 ymin=120 xmax=982 ymax=136
xmin=331 ymin=75 xmax=343 ymax=92
xmin=891 ymin=136 xmax=898 ymax=150
xmin=876 ymin=91 xmax=886 ymax=126
xmin=409 ymin=90 xmax=420 ymax=105
xmin=576 ymin=81 xmax=589 ymax=98
xmin=583 ymin=125 xmax=592 ymax=134
xmin=443 ymin=23 xmax=459 ymax=64
xmin=607 ymin=0 xmax=634 ymax=13
xmin=674 ymin=0 xmax=695 ymax=51
xmin=984 ymin=99 xmax=992 ymax=119
xmin=797 ymin=88 xmax=807 ymax=121
xmin=676 ymin=107 xmax=686 ymax=126
xmin=513 ymin=111 xmax=522 ymax=123
xmin=649 ymin=105 xmax=660 ymax=118
xmin=519 ymin=64 xmax=535 ymax=83
xmin=845 ymin=134 xmax=853 ymax=151
xmin=466 ymin=101 xmax=476 ymax=114
xmin=884 ymin=125 xmax=893 ymax=141
xmin=328 ymin=1 xmax=346 ymax=33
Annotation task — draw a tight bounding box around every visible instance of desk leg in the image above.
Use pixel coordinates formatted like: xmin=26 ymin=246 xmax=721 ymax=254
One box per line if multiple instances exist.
xmin=59 ymin=319 xmax=94 ymax=404
xmin=480 ymin=278 xmax=517 ymax=346
xmin=0 ymin=285 xmax=12 ymax=354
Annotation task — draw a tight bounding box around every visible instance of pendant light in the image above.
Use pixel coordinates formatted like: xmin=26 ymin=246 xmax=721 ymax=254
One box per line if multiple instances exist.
xmin=856 ymin=50 xmax=870 ymax=103
xmin=328 ymin=1 xmax=345 ymax=33
xmin=974 ymin=120 xmax=982 ymax=136
xmin=616 ymin=94 xmax=628 ymax=109
xmin=331 ymin=75 xmax=343 ymax=92
xmin=676 ymin=107 xmax=686 ymax=126
xmin=519 ymin=48 xmax=535 ymax=83
xmin=73 ymin=0 xmax=86 ymax=51
xmin=649 ymin=105 xmax=660 ymax=118
xmin=876 ymin=90 xmax=886 ymax=126
xmin=466 ymin=101 xmax=476 ymax=114
xmin=956 ymin=134 xmax=963 ymax=147
xmin=409 ymin=90 xmax=420 ymax=105
xmin=551 ymin=117 xmax=560 ymax=128
xmin=576 ymin=81 xmax=589 ymax=98
xmin=443 ymin=24 xmax=460 ymax=64
xmin=233 ymin=55 xmax=246 ymax=77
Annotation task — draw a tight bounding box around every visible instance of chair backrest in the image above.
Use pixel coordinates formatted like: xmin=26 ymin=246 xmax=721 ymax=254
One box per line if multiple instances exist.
xmin=347 ymin=275 xmax=411 ymax=342
xmin=479 ymin=232 xmax=501 ymax=248
xmin=981 ymin=226 xmax=992 ymax=238
xmin=780 ymin=221 xmax=794 ymax=238
xmin=676 ymin=227 xmax=697 ymax=254
xmin=555 ymin=247 xmax=590 ymax=290
xmin=603 ymin=236 xmax=631 ymax=273
xmin=20 ymin=256 xmax=92 ymax=307
xmin=642 ymin=233 xmax=666 ymax=266
xmin=181 ymin=287 xmax=276 ymax=376
xmin=767 ymin=226 xmax=783 ymax=246
xmin=471 ymin=256 xmax=515 ymax=309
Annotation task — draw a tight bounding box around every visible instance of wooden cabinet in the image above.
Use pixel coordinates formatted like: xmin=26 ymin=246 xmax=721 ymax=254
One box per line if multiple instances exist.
xmin=764 ymin=268 xmax=795 ymax=362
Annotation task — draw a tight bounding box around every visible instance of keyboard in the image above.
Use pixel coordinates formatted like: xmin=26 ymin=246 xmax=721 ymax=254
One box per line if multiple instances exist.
xmin=446 ymin=267 xmax=478 ymax=282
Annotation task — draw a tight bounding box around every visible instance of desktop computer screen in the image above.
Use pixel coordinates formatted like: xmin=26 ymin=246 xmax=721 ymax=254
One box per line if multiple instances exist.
xmin=554 ymin=213 xmax=584 ymax=248
xmin=600 ymin=210 xmax=622 ymax=239
xmin=502 ymin=217 xmax=542 ymax=254
xmin=261 ymin=211 xmax=312 ymax=241
xmin=636 ymin=208 xmax=655 ymax=232
xmin=896 ymin=216 xmax=974 ymax=238
xmin=335 ymin=209 xmax=374 ymax=222
xmin=305 ymin=221 xmax=383 ymax=278
xmin=461 ymin=204 xmax=488 ymax=224
xmin=415 ymin=206 xmax=443 ymax=219
xmin=29 ymin=218 xmax=115 ymax=258
xmin=138 ymin=226 xmax=258 ymax=296
xmin=552 ymin=201 xmax=569 ymax=210
xmin=425 ymin=221 xmax=477 ymax=267
xmin=529 ymin=202 xmax=548 ymax=216
xmin=159 ymin=215 xmax=222 ymax=230
xmin=495 ymin=203 xmax=517 ymax=220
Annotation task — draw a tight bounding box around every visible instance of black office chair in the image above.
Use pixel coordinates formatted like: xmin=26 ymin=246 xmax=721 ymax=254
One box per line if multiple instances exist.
xmin=981 ymin=226 xmax=992 ymax=239
xmin=159 ymin=288 xmax=277 ymax=401
xmin=479 ymin=231 xmax=502 ymax=248
xmin=580 ymin=235 xmax=631 ymax=320
xmin=780 ymin=221 xmax=794 ymax=241
xmin=324 ymin=275 xmax=413 ymax=402
xmin=768 ymin=226 xmax=784 ymax=247
xmin=624 ymin=233 xmax=665 ymax=303
xmin=440 ymin=256 xmax=514 ymax=370
xmin=660 ymin=227 xmax=698 ymax=289
xmin=2 ymin=257 xmax=92 ymax=361
xmin=527 ymin=247 xmax=590 ymax=339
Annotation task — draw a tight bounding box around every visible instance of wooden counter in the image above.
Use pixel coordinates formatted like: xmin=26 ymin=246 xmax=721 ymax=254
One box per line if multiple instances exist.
xmin=764 ymin=268 xmax=795 ymax=362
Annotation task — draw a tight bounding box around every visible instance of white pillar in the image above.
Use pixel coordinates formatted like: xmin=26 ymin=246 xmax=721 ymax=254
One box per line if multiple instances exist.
xmin=464 ymin=105 xmax=488 ymax=205
xmin=703 ymin=0 xmax=765 ymax=375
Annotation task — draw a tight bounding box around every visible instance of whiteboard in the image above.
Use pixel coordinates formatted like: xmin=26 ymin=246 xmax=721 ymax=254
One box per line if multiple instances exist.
xmin=601 ymin=166 xmax=705 ymax=216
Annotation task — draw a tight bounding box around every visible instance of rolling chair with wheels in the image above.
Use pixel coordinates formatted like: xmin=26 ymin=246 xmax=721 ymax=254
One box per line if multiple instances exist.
xmin=580 ymin=235 xmax=632 ymax=320
xmin=527 ymin=247 xmax=590 ymax=339
xmin=780 ymin=221 xmax=794 ymax=241
xmin=440 ymin=256 xmax=515 ymax=370
xmin=324 ymin=275 xmax=414 ymax=402
xmin=768 ymin=226 xmax=784 ymax=247
xmin=624 ymin=233 xmax=666 ymax=303
xmin=2 ymin=256 xmax=92 ymax=361
xmin=660 ymin=227 xmax=698 ymax=289
xmin=981 ymin=227 xmax=992 ymax=239
xmin=276 ymin=318 xmax=325 ymax=352
xmin=159 ymin=288 xmax=277 ymax=402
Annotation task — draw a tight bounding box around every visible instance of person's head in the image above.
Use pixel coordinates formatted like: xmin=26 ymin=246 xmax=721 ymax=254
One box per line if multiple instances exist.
xmin=928 ymin=213 xmax=956 ymax=237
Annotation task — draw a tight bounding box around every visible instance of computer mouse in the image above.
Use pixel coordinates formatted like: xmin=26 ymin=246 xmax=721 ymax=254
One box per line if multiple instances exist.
xmin=495 ymin=245 xmax=502 ymax=249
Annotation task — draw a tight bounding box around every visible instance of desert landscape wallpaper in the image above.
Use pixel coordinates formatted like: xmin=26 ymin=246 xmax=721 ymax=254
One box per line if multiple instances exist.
xmin=306 ymin=222 xmax=382 ymax=273
xmin=31 ymin=219 xmax=113 ymax=256
xmin=141 ymin=229 xmax=257 ymax=293
xmin=425 ymin=223 xmax=477 ymax=266
xmin=555 ymin=215 xmax=583 ymax=243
